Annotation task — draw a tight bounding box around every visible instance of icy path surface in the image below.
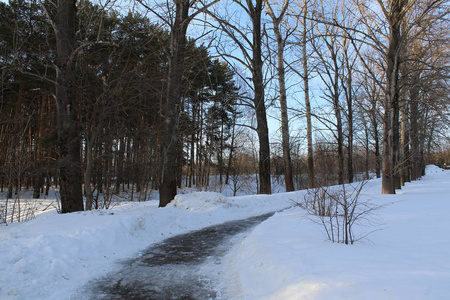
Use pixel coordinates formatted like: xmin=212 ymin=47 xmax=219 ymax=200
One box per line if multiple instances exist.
xmin=79 ymin=212 xmax=274 ymax=299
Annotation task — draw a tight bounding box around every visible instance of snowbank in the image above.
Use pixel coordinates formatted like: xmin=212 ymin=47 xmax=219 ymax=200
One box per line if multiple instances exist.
xmin=425 ymin=164 xmax=446 ymax=174
xmin=168 ymin=192 xmax=230 ymax=211
xmin=227 ymin=167 xmax=450 ymax=299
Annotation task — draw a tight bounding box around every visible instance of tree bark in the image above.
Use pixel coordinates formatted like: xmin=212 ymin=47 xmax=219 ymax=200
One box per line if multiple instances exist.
xmin=381 ymin=0 xmax=404 ymax=194
xmin=84 ymin=135 xmax=94 ymax=210
xmin=343 ymin=40 xmax=354 ymax=183
xmin=303 ymin=6 xmax=315 ymax=189
xmin=159 ymin=0 xmax=190 ymax=207
xmin=265 ymin=0 xmax=294 ymax=192
xmin=369 ymin=95 xmax=381 ymax=178
xmin=400 ymin=98 xmax=410 ymax=185
xmin=410 ymin=92 xmax=421 ymax=180
xmin=250 ymin=0 xmax=271 ymax=194
xmin=331 ymin=52 xmax=344 ymax=185
xmin=55 ymin=0 xmax=84 ymax=213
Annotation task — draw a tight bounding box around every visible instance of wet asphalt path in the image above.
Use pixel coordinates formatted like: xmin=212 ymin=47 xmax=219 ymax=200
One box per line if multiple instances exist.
xmin=83 ymin=212 xmax=274 ymax=299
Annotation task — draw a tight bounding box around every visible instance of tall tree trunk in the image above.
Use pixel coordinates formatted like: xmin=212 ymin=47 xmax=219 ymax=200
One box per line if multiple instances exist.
xmin=33 ymin=93 xmax=47 ymax=199
xmin=343 ymin=42 xmax=354 ymax=183
xmin=364 ymin=125 xmax=370 ymax=179
xmin=115 ymin=135 xmax=125 ymax=194
xmin=159 ymin=0 xmax=190 ymax=207
xmin=400 ymin=98 xmax=410 ymax=185
xmin=189 ymin=102 xmax=196 ymax=188
xmin=250 ymin=0 xmax=271 ymax=194
xmin=332 ymin=53 xmax=344 ymax=185
xmin=276 ymin=20 xmax=294 ymax=192
xmin=219 ymin=122 xmax=224 ymax=186
xmin=381 ymin=0 xmax=404 ymax=194
xmin=177 ymin=134 xmax=184 ymax=189
xmin=225 ymin=111 xmax=237 ymax=185
xmin=303 ymin=6 xmax=314 ymax=189
xmin=265 ymin=0 xmax=293 ymax=192
xmin=410 ymin=93 xmax=421 ymax=180
xmin=370 ymin=99 xmax=381 ymax=178
xmin=55 ymin=0 xmax=84 ymax=212
xmin=84 ymin=136 xmax=94 ymax=210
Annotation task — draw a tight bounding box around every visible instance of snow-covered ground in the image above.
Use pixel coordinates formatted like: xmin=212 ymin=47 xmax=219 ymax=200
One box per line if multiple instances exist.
xmin=0 ymin=165 xmax=449 ymax=299
xmin=226 ymin=165 xmax=450 ymax=299
xmin=0 ymin=190 xmax=293 ymax=299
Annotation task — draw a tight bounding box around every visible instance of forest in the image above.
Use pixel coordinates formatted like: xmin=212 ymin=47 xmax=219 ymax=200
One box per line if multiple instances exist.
xmin=0 ymin=0 xmax=448 ymax=213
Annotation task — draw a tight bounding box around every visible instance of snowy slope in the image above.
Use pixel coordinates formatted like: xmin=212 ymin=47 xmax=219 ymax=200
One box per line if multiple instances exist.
xmin=227 ymin=165 xmax=450 ymax=299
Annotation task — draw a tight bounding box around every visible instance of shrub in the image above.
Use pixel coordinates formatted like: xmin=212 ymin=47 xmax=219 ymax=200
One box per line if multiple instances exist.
xmin=299 ymin=181 xmax=381 ymax=244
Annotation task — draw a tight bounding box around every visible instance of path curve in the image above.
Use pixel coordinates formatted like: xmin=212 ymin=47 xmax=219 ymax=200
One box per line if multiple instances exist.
xmin=81 ymin=212 xmax=274 ymax=299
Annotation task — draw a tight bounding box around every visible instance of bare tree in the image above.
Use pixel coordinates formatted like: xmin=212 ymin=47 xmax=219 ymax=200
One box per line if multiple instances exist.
xmin=301 ymin=0 xmax=316 ymax=189
xmin=289 ymin=0 xmax=316 ymax=188
xmin=138 ymin=0 xmax=219 ymax=206
xmin=352 ymin=0 xmax=449 ymax=193
xmin=264 ymin=0 xmax=295 ymax=192
xmin=310 ymin=4 xmax=346 ymax=184
xmin=210 ymin=0 xmax=272 ymax=194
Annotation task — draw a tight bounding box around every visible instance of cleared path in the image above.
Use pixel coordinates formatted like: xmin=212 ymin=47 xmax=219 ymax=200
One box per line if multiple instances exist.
xmin=82 ymin=212 xmax=274 ymax=299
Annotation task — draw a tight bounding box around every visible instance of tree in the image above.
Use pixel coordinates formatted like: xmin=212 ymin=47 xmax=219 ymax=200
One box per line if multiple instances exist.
xmin=401 ymin=9 xmax=449 ymax=181
xmin=264 ymin=0 xmax=295 ymax=192
xmin=310 ymin=5 xmax=346 ymax=185
xmin=301 ymin=0 xmax=316 ymax=189
xmin=138 ymin=0 xmax=219 ymax=206
xmin=211 ymin=0 xmax=272 ymax=194
xmin=46 ymin=0 xmax=84 ymax=212
xmin=289 ymin=0 xmax=316 ymax=188
xmin=340 ymin=30 xmax=359 ymax=183
xmin=353 ymin=0 xmax=448 ymax=193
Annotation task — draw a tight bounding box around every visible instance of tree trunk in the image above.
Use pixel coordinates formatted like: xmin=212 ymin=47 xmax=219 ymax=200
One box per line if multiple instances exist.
xmin=303 ymin=7 xmax=314 ymax=189
xmin=370 ymin=99 xmax=381 ymax=178
xmin=265 ymin=0 xmax=293 ymax=192
xmin=189 ymin=105 xmax=196 ymax=188
xmin=159 ymin=0 xmax=190 ymax=207
xmin=55 ymin=0 xmax=84 ymax=212
xmin=400 ymin=99 xmax=411 ymax=185
xmin=84 ymin=136 xmax=94 ymax=210
xmin=332 ymin=53 xmax=344 ymax=185
xmin=381 ymin=0 xmax=404 ymax=194
xmin=343 ymin=43 xmax=354 ymax=184
xmin=115 ymin=135 xmax=125 ymax=194
xmin=251 ymin=0 xmax=271 ymax=194
xmin=225 ymin=111 xmax=237 ymax=185
xmin=410 ymin=93 xmax=421 ymax=180
xmin=219 ymin=123 xmax=224 ymax=186
xmin=364 ymin=125 xmax=370 ymax=179
xmin=276 ymin=23 xmax=293 ymax=191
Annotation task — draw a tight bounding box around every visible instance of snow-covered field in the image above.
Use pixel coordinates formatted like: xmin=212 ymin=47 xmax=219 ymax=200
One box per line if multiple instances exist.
xmin=1 ymin=166 xmax=449 ymax=299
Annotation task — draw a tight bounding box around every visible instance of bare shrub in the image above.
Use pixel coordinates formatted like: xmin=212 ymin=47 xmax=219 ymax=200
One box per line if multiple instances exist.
xmin=299 ymin=181 xmax=382 ymax=244
xmin=229 ymin=174 xmax=253 ymax=196
xmin=1 ymin=195 xmax=41 ymax=225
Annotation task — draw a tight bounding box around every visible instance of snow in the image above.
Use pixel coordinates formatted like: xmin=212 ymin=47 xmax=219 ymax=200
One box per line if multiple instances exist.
xmin=0 ymin=187 xmax=292 ymax=299
xmin=1 ymin=165 xmax=449 ymax=299
xmin=168 ymin=192 xmax=230 ymax=211
xmin=226 ymin=165 xmax=450 ymax=299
